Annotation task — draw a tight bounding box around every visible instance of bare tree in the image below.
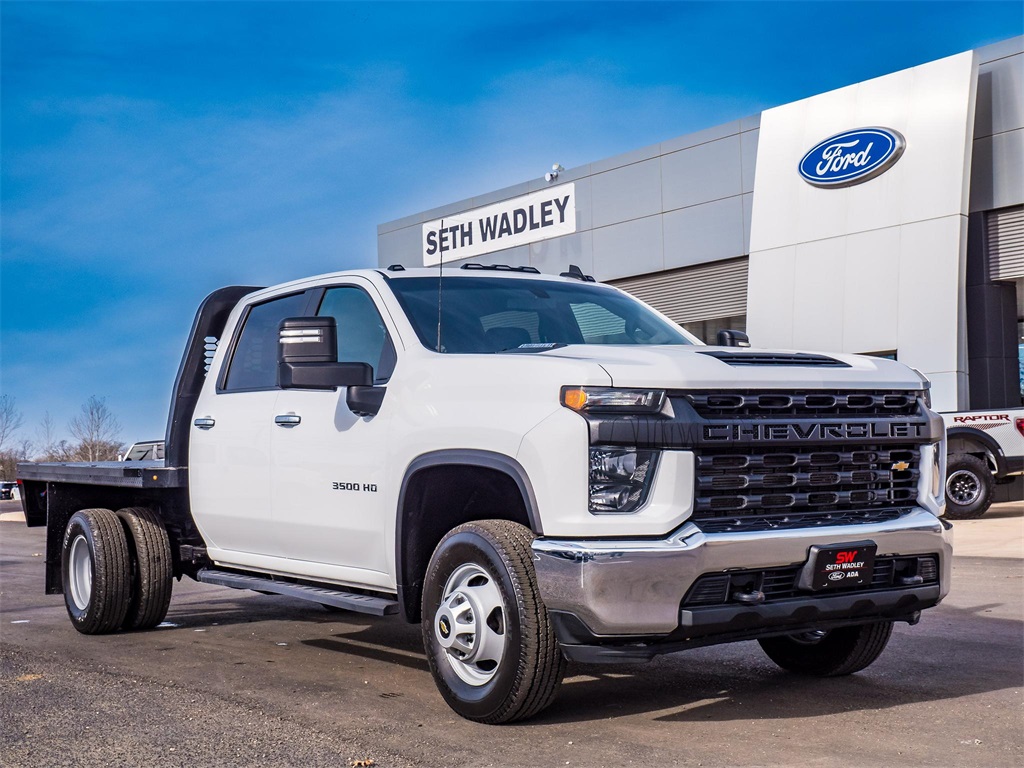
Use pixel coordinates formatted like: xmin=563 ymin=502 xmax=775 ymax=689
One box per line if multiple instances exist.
xmin=68 ymin=396 xmax=124 ymax=462
xmin=0 ymin=437 xmax=33 ymax=481
xmin=41 ymin=440 xmax=76 ymax=463
xmin=36 ymin=412 xmax=59 ymax=460
xmin=0 ymin=395 xmax=27 ymax=479
xmin=0 ymin=394 xmax=25 ymax=454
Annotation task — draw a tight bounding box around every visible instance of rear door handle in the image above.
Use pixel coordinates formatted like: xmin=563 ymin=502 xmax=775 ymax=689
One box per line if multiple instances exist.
xmin=275 ymin=414 xmax=301 ymax=427
xmin=194 ymin=417 xmax=216 ymax=430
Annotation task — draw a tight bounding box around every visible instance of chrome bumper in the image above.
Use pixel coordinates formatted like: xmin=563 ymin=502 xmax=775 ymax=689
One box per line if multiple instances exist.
xmin=531 ymin=509 xmax=953 ymax=637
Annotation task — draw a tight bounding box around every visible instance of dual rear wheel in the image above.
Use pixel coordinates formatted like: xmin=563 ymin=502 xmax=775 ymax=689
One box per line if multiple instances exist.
xmin=61 ymin=507 xmax=173 ymax=634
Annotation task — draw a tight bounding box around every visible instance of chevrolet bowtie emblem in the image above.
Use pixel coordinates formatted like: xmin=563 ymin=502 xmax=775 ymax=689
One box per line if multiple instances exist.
xmin=891 ymin=461 xmax=910 ymax=471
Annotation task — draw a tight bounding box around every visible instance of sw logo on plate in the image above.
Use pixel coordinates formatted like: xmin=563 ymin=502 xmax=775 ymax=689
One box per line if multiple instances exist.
xmin=799 ymin=127 xmax=906 ymax=188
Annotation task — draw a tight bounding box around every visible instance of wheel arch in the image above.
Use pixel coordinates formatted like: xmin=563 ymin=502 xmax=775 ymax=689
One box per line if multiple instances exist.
xmin=395 ymin=450 xmax=542 ymax=623
xmin=946 ymin=427 xmax=1005 ymax=477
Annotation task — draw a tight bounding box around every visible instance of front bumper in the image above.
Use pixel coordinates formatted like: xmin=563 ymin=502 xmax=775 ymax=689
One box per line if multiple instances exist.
xmin=532 ymin=508 xmax=952 ymax=643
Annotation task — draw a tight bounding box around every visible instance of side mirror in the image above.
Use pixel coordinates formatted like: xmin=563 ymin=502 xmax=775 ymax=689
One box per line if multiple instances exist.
xmin=716 ymin=329 xmax=751 ymax=348
xmin=278 ymin=317 xmax=373 ymax=389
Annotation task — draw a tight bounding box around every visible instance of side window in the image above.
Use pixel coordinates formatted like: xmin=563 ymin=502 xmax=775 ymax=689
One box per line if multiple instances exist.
xmin=223 ymin=292 xmax=309 ymax=391
xmin=316 ymin=287 xmax=397 ymax=383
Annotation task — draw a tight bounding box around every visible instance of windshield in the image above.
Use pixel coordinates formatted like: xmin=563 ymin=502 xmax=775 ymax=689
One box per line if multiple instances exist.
xmin=387 ymin=276 xmax=697 ymax=354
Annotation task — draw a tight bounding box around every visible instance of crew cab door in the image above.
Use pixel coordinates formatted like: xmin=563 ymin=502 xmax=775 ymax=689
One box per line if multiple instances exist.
xmin=269 ymin=280 xmax=398 ymax=588
xmin=189 ymin=290 xmax=314 ymax=557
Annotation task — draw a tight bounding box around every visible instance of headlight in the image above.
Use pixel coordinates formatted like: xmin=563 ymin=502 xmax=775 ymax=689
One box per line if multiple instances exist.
xmin=562 ymin=387 xmax=666 ymax=414
xmin=589 ymin=446 xmax=659 ymax=514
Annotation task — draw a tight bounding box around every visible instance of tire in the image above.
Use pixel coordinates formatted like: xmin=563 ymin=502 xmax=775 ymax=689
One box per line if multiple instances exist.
xmin=116 ymin=507 xmax=174 ymax=630
xmin=944 ymin=453 xmax=994 ymax=520
xmin=421 ymin=520 xmax=565 ymax=724
xmin=61 ymin=508 xmax=132 ymax=634
xmin=758 ymin=621 xmax=894 ymax=676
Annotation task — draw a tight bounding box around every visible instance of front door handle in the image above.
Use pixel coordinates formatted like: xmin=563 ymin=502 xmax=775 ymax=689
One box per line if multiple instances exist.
xmin=194 ymin=417 xmax=216 ymax=430
xmin=275 ymin=414 xmax=301 ymax=427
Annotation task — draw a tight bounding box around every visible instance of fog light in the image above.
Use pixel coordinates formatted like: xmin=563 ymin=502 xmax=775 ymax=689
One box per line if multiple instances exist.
xmin=589 ymin=447 xmax=659 ymax=514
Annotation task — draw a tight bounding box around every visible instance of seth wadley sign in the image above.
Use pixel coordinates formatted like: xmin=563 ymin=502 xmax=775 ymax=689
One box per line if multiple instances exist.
xmin=422 ymin=183 xmax=576 ymax=266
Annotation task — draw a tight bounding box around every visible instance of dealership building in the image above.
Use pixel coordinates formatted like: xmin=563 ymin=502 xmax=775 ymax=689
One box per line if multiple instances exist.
xmin=378 ymin=36 xmax=1023 ymax=414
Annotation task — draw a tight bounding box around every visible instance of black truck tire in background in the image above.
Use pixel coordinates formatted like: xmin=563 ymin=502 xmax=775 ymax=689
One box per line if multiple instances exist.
xmin=61 ymin=508 xmax=132 ymax=635
xmin=116 ymin=507 xmax=174 ymax=630
xmin=758 ymin=621 xmax=894 ymax=676
xmin=421 ymin=519 xmax=566 ymax=724
xmin=944 ymin=453 xmax=995 ymax=520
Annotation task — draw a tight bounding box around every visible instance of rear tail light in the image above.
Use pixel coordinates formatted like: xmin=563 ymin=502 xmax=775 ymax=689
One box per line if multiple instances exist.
xmin=1016 ymin=418 xmax=1024 ymax=438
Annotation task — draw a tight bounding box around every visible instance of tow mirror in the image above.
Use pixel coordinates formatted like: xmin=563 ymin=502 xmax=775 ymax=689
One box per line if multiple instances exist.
xmin=716 ymin=329 xmax=751 ymax=348
xmin=278 ymin=317 xmax=373 ymax=389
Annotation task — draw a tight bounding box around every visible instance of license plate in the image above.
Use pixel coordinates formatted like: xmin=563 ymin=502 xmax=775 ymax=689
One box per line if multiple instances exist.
xmin=797 ymin=541 xmax=877 ymax=591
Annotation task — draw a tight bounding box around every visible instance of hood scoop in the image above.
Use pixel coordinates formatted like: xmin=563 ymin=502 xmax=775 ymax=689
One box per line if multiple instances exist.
xmin=698 ymin=350 xmax=849 ymax=368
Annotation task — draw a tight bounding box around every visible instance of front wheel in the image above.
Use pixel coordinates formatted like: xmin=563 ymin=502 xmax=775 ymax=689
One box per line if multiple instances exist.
xmin=758 ymin=621 xmax=894 ymax=676
xmin=944 ymin=453 xmax=994 ymax=520
xmin=421 ymin=520 xmax=565 ymax=723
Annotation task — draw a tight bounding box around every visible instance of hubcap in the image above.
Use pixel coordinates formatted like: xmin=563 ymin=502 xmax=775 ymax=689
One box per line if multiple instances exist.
xmin=789 ymin=629 xmax=829 ymax=645
xmin=946 ymin=469 xmax=981 ymax=505
xmin=68 ymin=534 xmax=93 ymax=611
xmin=433 ymin=563 xmax=507 ymax=686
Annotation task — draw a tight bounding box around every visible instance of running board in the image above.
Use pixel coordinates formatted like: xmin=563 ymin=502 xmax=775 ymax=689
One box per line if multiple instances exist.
xmin=196 ymin=569 xmax=399 ymax=616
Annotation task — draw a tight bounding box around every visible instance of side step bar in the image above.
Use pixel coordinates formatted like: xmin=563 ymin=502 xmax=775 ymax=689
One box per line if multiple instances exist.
xmin=196 ymin=569 xmax=400 ymax=616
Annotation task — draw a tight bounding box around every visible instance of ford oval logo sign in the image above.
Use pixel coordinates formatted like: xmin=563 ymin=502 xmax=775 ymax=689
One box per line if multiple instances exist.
xmin=799 ymin=127 xmax=906 ymax=188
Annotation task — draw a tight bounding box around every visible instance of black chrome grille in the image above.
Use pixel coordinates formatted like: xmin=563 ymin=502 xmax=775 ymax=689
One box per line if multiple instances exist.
xmin=682 ymin=555 xmax=940 ymax=607
xmin=694 ymin=445 xmax=920 ymax=524
xmin=682 ymin=390 xmax=922 ymax=419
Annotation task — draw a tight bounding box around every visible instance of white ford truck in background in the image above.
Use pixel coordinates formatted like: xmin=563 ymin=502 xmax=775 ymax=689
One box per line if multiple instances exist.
xmin=941 ymin=409 xmax=1024 ymax=518
xmin=19 ymin=264 xmax=952 ymax=723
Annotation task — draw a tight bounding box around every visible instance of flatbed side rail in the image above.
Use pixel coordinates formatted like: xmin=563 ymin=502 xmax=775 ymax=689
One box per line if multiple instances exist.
xmin=17 ymin=461 xmax=187 ymax=489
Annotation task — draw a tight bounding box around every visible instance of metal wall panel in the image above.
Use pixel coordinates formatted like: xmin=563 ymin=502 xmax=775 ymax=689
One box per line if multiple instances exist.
xmin=663 ymin=195 xmax=746 ymax=270
xmin=970 ymin=129 xmax=1024 ymax=213
xmin=987 ymin=204 xmax=1024 ymax=280
xmin=609 ymin=257 xmax=748 ymax=324
xmin=974 ymin=45 xmax=1023 ymax=139
xmin=591 ymin=158 xmax=662 ymax=228
xmin=661 ymin=135 xmax=742 ymax=211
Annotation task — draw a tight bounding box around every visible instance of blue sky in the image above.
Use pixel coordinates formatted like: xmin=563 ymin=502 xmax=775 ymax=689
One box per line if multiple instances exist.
xmin=2 ymin=1 xmax=1022 ymax=448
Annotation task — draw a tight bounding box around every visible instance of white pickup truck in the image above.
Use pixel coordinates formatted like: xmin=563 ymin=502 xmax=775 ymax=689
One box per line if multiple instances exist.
xmin=19 ymin=264 xmax=952 ymax=723
xmin=941 ymin=408 xmax=1024 ymax=518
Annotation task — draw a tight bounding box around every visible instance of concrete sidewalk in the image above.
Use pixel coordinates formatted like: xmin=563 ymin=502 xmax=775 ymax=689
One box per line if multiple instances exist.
xmin=950 ymin=501 xmax=1024 ymax=559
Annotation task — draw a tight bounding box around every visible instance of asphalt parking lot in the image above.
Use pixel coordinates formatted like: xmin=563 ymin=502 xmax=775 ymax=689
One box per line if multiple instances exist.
xmin=1 ymin=499 xmax=1021 ymax=767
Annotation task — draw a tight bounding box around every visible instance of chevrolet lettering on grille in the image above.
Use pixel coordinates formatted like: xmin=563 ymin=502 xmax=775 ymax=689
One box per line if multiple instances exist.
xmin=703 ymin=421 xmax=928 ymax=442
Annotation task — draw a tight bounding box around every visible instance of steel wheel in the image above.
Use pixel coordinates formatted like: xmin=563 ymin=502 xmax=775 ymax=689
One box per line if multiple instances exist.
xmin=61 ymin=508 xmax=131 ymax=634
xmin=946 ymin=469 xmax=981 ymax=506
xmin=421 ymin=520 xmax=565 ymax=723
xmin=68 ymin=534 xmax=93 ymax=611
xmin=434 ymin=563 xmax=507 ymax=686
xmin=786 ymin=629 xmax=829 ymax=645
